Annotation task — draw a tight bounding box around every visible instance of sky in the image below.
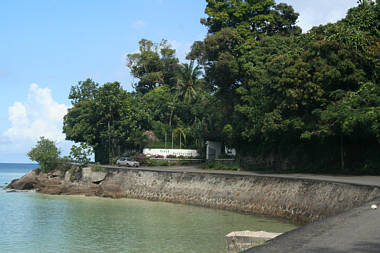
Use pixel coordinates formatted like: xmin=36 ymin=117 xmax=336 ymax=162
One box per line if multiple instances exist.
xmin=0 ymin=0 xmax=359 ymax=163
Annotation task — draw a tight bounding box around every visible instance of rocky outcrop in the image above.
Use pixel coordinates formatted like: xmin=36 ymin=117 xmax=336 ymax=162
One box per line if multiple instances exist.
xmin=7 ymin=167 xmax=102 ymax=195
xmin=7 ymin=167 xmax=380 ymax=224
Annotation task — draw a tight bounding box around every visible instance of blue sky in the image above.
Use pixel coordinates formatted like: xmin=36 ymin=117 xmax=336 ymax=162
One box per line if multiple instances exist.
xmin=0 ymin=0 xmax=358 ymax=162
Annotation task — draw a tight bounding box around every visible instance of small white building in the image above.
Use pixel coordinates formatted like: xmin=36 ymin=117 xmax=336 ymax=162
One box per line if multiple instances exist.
xmin=143 ymin=148 xmax=199 ymax=158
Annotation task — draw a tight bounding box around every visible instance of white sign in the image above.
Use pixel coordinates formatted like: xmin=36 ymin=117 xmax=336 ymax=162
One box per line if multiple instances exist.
xmin=143 ymin=148 xmax=199 ymax=158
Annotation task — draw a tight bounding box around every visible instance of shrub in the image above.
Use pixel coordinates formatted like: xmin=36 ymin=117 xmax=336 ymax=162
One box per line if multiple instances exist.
xmin=203 ymin=161 xmax=241 ymax=171
xmin=91 ymin=164 xmax=105 ymax=172
xmin=134 ymin=154 xmax=148 ymax=165
xmin=218 ymin=153 xmax=235 ymax=159
xmin=110 ymin=156 xmax=119 ymax=165
xmin=56 ymin=156 xmax=73 ymax=172
xmin=28 ymin=137 xmax=60 ymax=173
xmin=179 ymin=160 xmax=190 ymax=166
xmin=69 ymin=143 xmax=93 ymax=167
xmin=147 ymin=159 xmax=169 ymax=166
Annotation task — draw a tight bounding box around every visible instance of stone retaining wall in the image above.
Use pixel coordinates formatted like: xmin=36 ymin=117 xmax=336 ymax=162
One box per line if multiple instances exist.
xmin=8 ymin=167 xmax=380 ymax=224
xmin=96 ymin=168 xmax=380 ymax=224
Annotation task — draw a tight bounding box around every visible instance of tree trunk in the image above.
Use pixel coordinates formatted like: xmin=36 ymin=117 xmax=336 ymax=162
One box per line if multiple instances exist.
xmin=340 ymin=134 xmax=344 ymax=171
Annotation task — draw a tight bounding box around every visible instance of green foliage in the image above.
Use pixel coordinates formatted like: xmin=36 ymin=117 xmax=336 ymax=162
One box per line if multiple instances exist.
xmin=127 ymin=39 xmax=179 ymax=93
xmin=201 ymin=0 xmax=279 ymax=37
xmin=69 ymin=78 xmax=99 ymax=105
xmin=90 ymin=164 xmax=105 ymax=172
xmin=188 ymin=1 xmax=302 ymax=138
xmin=62 ymin=1 xmax=379 ymax=174
xmin=64 ymin=81 xmax=150 ymax=163
xmin=176 ymin=60 xmax=203 ymax=103
xmin=148 ymin=159 xmax=170 ymax=166
xmin=56 ymin=156 xmax=72 ymax=172
xmin=232 ymin=2 xmax=380 ymax=172
xmin=69 ymin=143 xmax=93 ymax=167
xmin=27 ymin=137 xmax=60 ymax=173
xmin=204 ymin=161 xmax=241 ymax=171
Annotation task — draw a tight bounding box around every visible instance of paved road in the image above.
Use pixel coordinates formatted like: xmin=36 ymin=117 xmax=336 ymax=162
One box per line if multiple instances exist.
xmin=104 ymin=164 xmax=380 ymax=252
xmin=244 ymin=197 xmax=380 ymax=253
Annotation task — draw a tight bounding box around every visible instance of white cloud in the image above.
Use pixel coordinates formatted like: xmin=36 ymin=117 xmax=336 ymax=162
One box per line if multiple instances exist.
xmin=281 ymin=0 xmax=358 ymax=32
xmin=0 ymin=83 xmax=71 ymax=159
xmin=168 ymin=40 xmax=193 ymax=62
xmin=132 ymin=19 xmax=146 ymax=30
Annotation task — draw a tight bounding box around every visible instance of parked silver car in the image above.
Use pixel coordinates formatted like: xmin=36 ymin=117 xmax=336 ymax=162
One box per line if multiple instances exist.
xmin=116 ymin=157 xmax=140 ymax=167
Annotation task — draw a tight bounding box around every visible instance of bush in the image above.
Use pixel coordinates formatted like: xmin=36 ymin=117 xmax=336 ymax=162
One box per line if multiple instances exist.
xmin=28 ymin=137 xmax=60 ymax=173
xmin=69 ymin=143 xmax=93 ymax=167
xmin=178 ymin=160 xmax=190 ymax=166
xmin=56 ymin=156 xmax=73 ymax=172
xmin=133 ymin=154 xmax=148 ymax=165
xmin=110 ymin=156 xmax=119 ymax=165
xmin=218 ymin=153 xmax=235 ymax=159
xmin=203 ymin=161 xmax=241 ymax=171
xmin=147 ymin=159 xmax=169 ymax=166
xmin=91 ymin=164 xmax=105 ymax=172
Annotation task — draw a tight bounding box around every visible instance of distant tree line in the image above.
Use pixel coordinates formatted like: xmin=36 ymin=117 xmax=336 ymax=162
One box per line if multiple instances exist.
xmin=63 ymin=0 xmax=380 ymax=174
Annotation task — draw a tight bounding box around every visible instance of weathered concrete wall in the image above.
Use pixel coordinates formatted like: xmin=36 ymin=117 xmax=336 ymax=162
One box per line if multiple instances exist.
xmin=97 ymin=169 xmax=380 ymax=224
xmin=8 ymin=167 xmax=380 ymax=224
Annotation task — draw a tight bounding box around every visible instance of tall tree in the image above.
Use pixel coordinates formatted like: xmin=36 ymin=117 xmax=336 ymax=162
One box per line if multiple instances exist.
xmin=176 ymin=60 xmax=203 ymax=103
xmin=200 ymin=0 xmax=276 ymax=37
xmin=234 ymin=1 xmax=380 ymax=171
xmin=68 ymin=78 xmax=99 ymax=105
xmin=187 ymin=0 xmax=301 ymax=140
xmin=63 ymin=80 xmax=149 ymax=163
xmin=127 ymin=39 xmax=179 ymax=94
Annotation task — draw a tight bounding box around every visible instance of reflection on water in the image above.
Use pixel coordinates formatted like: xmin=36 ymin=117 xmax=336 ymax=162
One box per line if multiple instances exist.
xmin=0 ymin=164 xmax=297 ymax=253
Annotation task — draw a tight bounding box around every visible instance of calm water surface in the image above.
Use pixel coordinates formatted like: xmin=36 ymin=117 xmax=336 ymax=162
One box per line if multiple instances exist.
xmin=0 ymin=163 xmax=297 ymax=253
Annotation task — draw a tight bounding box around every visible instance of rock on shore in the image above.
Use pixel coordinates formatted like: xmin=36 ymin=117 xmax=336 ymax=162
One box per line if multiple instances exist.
xmin=7 ymin=167 xmax=104 ymax=196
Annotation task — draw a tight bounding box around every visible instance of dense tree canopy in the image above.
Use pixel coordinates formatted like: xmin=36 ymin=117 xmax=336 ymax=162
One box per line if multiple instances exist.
xmin=233 ymin=1 xmax=380 ymax=171
xmin=127 ymin=39 xmax=179 ymax=94
xmin=63 ymin=0 xmax=379 ymax=173
xmin=63 ymin=81 xmax=149 ymax=163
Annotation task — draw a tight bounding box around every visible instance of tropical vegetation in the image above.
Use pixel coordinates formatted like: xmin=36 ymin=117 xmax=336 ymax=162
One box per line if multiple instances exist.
xmin=62 ymin=0 xmax=379 ymax=174
xmin=27 ymin=137 xmax=60 ymax=172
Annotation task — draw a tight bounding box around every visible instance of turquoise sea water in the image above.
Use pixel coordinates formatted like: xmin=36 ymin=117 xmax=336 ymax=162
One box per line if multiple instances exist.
xmin=0 ymin=163 xmax=297 ymax=253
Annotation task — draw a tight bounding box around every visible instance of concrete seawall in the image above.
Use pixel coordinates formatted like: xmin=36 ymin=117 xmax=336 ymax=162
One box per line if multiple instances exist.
xmin=98 ymin=168 xmax=380 ymax=224
xmin=9 ymin=166 xmax=380 ymax=224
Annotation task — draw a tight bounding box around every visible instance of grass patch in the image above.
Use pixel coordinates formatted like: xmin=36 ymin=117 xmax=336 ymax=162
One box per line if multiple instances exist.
xmin=90 ymin=164 xmax=105 ymax=172
xmin=147 ymin=159 xmax=170 ymax=166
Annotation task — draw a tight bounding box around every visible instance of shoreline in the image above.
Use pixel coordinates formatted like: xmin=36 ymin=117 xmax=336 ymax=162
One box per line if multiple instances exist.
xmin=7 ymin=165 xmax=380 ymax=224
xmin=7 ymin=165 xmax=380 ymax=252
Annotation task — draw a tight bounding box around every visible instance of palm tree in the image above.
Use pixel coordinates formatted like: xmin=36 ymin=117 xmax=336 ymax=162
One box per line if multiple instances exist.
xmin=177 ymin=60 xmax=202 ymax=103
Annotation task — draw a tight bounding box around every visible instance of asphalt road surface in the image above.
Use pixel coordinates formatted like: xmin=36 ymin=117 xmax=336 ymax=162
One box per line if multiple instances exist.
xmin=244 ymin=197 xmax=380 ymax=253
